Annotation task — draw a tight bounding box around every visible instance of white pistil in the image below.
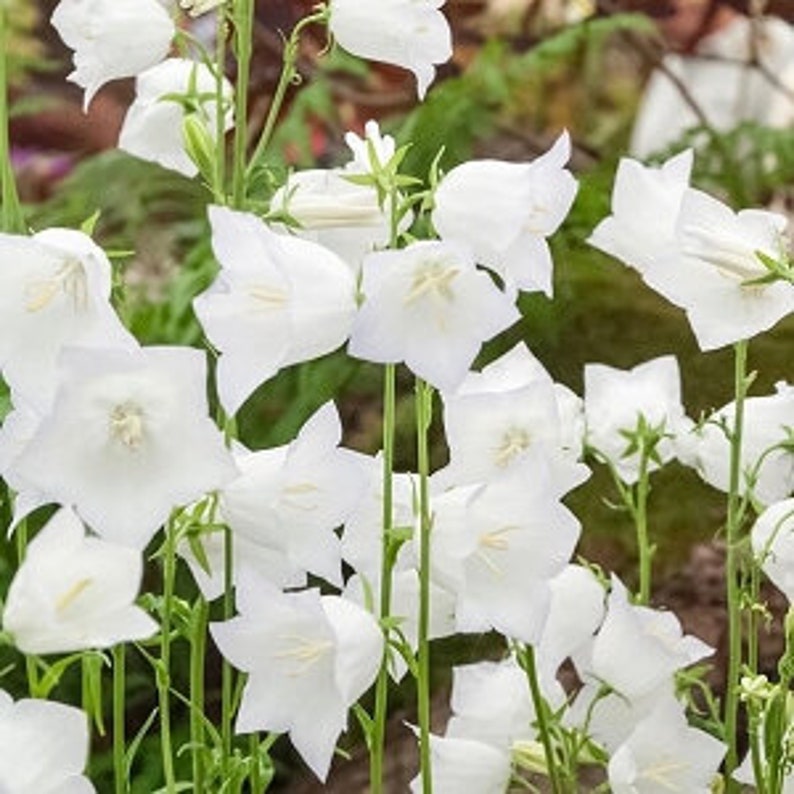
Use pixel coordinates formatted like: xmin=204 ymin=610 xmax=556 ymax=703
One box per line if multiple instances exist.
xmin=109 ymin=403 xmax=145 ymax=450
xmin=493 ymin=427 xmax=530 ymax=468
xmin=248 ymin=284 xmax=288 ymax=309
xmin=404 ymin=260 xmax=460 ymax=305
xmin=55 ymin=578 xmax=93 ymax=615
xmin=274 ymin=635 xmax=333 ymax=676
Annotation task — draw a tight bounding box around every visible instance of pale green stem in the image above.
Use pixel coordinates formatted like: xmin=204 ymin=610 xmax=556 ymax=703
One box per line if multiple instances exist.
xmin=190 ymin=597 xmax=208 ymax=793
xmin=113 ymin=644 xmax=127 ymax=794
xmin=212 ymin=6 xmax=228 ymax=203
xmin=230 ymin=0 xmax=253 ymax=207
xmin=370 ymin=363 xmax=397 ymax=794
xmin=0 ymin=8 xmax=23 ymax=234
xmin=221 ymin=523 xmax=234 ymax=778
xmin=724 ymin=339 xmax=749 ymax=790
xmin=245 ymin=9 xmax=329 ymax=178
xmin=158 ymin=520 xmax=178 ymax=793
xmin=520 ymin=645 xmax=562 ymax=794
xmin=415 ymin=378 xmax=434 ymax=794
xmin=634 ymin=445 xmax=652 ymax=605
xmin=249 ymin=734 xmax=262 ymax=793
xmin=15 ymin=518 xmax=37 ymax=694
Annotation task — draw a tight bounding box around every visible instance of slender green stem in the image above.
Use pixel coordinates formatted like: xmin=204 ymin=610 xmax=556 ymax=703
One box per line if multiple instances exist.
xmin=221 ymin=523 xmax=234 ymax=777
xmin=249 ymin=733 xmax=262 ymax=794
xmin=230 ymin=0 xmax=253 ymax=207
xmin=0 ymin=8 xmax=23 ymax=234
xmin=634 ymin=445 xmax=652 ymax=605
xmin=520 ymin=645 xmax=562 ymax=794
xmin=14 ymin=518 xmax=38 ymax=694
xmin=158 ymin=520 xmax=178 ymax=793
xmin=245 ymin=9 xmax=329 ymax=178
xmin=113 ymin=644 xmax=127 ymax=794
xmin=415 ymin=378 xmax=434 ymax=794
xmin=189 ymin=597 xmax=208 ymax=793
xmin=724 ymin=339 xmax=749 ymax=789
xmin=212 ymin=6 xmax=228 ymax=202
xmin=370 ymin=363 xmax=397 ymax=794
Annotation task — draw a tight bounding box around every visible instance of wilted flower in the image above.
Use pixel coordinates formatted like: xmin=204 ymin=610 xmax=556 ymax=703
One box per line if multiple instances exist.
xmin=432 ymin=132 xmax=578 ymax=295
xmin=51 ymin=0 xmax=175 ymax=110
xmin=751 ymin=498 xmax=794 ymax=601
xmin=2 ymin=508 xmax=157 ymax=654
xmin=584 ymin=355 xmax=690 ymax=484
xmin=11 ymin=346 xmax=238 ymax=549
xmin=119 ymin=58 xmax=234 ymax=178
xmin=328 ymin=0 xmax=452 ymax=99
xmin=210 ymin=572 xmax=382 ymax=781
xmin=0 ymin=689 xmax=95 ymax=793
xmin=349 ymin=239 xmax=519 ymax=393
xmin=193 ymin=206 xmax=357 ymax=415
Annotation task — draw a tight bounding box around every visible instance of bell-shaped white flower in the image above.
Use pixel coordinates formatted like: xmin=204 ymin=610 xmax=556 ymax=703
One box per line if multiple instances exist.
xmin=408 ymin=733 xmax=511 ymax=794
xmin=349 ymin=239 xmax=519 ymax=393
xmin=2 ymin=508 xmax=157 ymax=654
xmin=0 ymin=689 xmax=95 ymax=793
xmin=432 ymin=132 xmax=578 ymax=295
xmin=220 ymin=402 xmax=367 ymax=587
xmin=11 ymin=346 xmax=238 ymax=549
xmin=676 ymin=382 xmax=794 ymax=506
xmin=193 ymin=206 xmax=356 ymax=415
xmin=752 ymin=498 xmax=794 ymax=601
xmin=328 ymin=0 xmax=452 ymax=99
xmin=210 ymin=572 xmax=383 ymax=782
xmin=608 ymin=696 xmax=726 ymax=794
xmin=344 ymin=120 xmax=396 ymax=173
xmin=586 ymin=577 xmax=712 ymax=700
xmin=51 ymin=0 xmax=175 ymax=110
xmin=119 ymin=58 xmax=234 ymax=178
xmin=0 ymin=229 xmax=136 ymax=412
xmin=584 ymin=355 xmax=690 ymax=484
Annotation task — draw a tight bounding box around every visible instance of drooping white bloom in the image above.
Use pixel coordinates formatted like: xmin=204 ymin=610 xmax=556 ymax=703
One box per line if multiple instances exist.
xmin=328 ymin=0 xmax=452 ymax=99
xmin=193 ymin=206 xmax=357 ymax=415
xmin=608 ymin=696 xmax=726 ymax=794
xmin=409 ymin=733 xmax=512 ymax=794
xmin=676 ymin=382 xmax=794 ymax=506
xmin=220 ymin=402 xmax=367 ymax=587
xmin=431 ymin=467 xmax=580 ymax=643
xmin=0 ymin=689 xmax=95 ymax=793
xmin=51 ymin=0 xmax=175 ymax=111
xmin=584 ymin=355 xmax=690 ymax=484
xmin=751 ymin=498 xmax=794 ymax=601
xmin=588 ymin=149 xmax=693 ymax=278
xmin=349 ymin=240 xmax=520 ymax=393
xmin=2 ymin=508 xmax=156 ymax=654
xmin=11 ymin=346 xmax=238 ymax=549
xmin=0 ymin=229 xmax=135 ymax=412
xmin=119 ymin=58 xmax=234 ymax=178
xmin=584 ymin=577 xmax=712 ymax=700
xmin=432 ymin=132 xmax=578 ymax=295
xmin=210 ymin=572 xmax=383 ymax=782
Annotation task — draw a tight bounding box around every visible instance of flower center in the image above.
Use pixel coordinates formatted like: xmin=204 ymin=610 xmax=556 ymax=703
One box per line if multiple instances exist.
xmin=476 ymin=525 xmax=519 ymax=577
xmin=274 ymin=635 xmax=333 ymax=676
xmin=404 ymin=260 xmax=460 ymax=305
xmin=493 ymin=427 xmax=530 ymax=468
xmin=681 ymin=224 xmax=770 ymax=283
xmin=55 ymin=578 xmax=93 ymax=615
xmin=109 ymin=402 xmax=145 ymax=450
xmin=248 ymin=284 xmax=288 ymax=310
xmin=25 ymin=257 xmax=89 ymax=313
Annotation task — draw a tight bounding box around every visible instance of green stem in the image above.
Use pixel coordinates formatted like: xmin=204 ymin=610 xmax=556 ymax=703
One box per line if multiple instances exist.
xmin=415 ymin=378 xmax=434 ymax=794
xmin=724 ymin=339 xmax=749 ymax=790
xmin=370 ymin=363 xmax=397 ymax=794
xmin=15 ymin=518 xmax=37 ymax=694
xmin=113 ymin=644 xmax=127 ymax=794
xmin=520 ymin=645 xmax=562 ymax=794
xmin=634 ymin=446 xmax=652 ymax=605
xmin=245 ymin=8 xmax=329 ymax=178
xmin=231 ymin=0 xmax=253 ymax=207
xmin=0 ymin=8 xmax=23 ymax=234
xmin=249 ymin=733 xmax=262 ymax=793
xmin=190 ymin=597 xmax=208 ymax=793
xmin=158 ymin=520 xmax=178 ymax=793
xmin=212 ymin=6 xmax=228 ymax=202
xmin=221 ymin=523 xmax=234 ymax=777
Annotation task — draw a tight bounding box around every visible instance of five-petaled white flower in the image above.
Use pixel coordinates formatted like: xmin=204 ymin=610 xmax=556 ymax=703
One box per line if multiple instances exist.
xmin=2 ymin=507 xmax=157 ymax=654
xmin=348 ymin=239 xmax=519 ymax=393
xmin=328 ymin=0 xmax=452 ymax=99
xmin=51 ymin=0 xmax=175 ymax=111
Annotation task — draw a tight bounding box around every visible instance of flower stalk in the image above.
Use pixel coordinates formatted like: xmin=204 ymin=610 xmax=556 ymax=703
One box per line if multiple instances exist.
xmin=112 ymin=644 xmax=127 ymax=794
xmin=0 ymin=4 xmax=23 ymax=234
xmin=158 ymin=518 xmax=178 ymax=793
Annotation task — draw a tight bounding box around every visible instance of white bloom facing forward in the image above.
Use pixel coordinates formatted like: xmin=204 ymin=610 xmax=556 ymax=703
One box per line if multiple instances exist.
xmin=432 ymin=132 xmax=578 ymax=295
xmin=0 ymin=689 xmax=95 ymax=793
xmin=2 ymin=508 xmax=156 ymax=655
xmin=194 ymin=206 xmax=357 ymax=415
xmin=349 ymin=240 xmax=519 ymax=393
xmin=0 ymin=228 xmax=135 ymax=412
xmin=119 ymin=58 xmax=234 ymax=178
xmin=51 ymin=0 xmax=175 ymax=111
xmin=328 ymin=0 xmax=452 ymax=99
xmin=584 ymin=355 xmax=690 ymax=484
xmin=11 ymin=346 xmax=238 ymax=550
xmin=210 ymin=573 xmax=383 ymax=781
xmin=752 ymin=498 xmax=794 ymax=602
